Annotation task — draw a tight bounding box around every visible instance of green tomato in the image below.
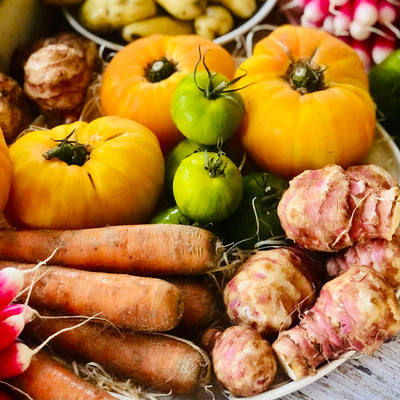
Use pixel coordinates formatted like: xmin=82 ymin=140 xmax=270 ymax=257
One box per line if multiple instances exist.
xmin=150 ymin=206 xmax=192 ymax=225
xmin=171 ymin=70 xmax=246 ymax=145
xmin=173 ymin=151 xmax=243 ymax=224
xmin=164 ymin=139 xmax=215 ymax=197
xmin=224 ymin=172 xmax=289 ymax=249
xmin=368 ymin=49 xmax=400 ymax=138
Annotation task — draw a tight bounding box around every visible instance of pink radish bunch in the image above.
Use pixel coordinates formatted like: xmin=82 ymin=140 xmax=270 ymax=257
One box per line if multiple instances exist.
xmin=282 ymin=0 xmax=400 ymax=70
xmin=0 ymin=267 xmax=34 ymax=379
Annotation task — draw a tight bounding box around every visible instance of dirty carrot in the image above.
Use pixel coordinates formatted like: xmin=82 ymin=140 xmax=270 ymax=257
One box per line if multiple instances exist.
xmin=24 ymin=314 xmax=211 ymax=394
xmin=0 ymin=224 xmax=222 ymax=275
xmin=0 ymin=261 xmax=184 ymax=332
xmin=8 ymin=350 xmax=116 ymax=400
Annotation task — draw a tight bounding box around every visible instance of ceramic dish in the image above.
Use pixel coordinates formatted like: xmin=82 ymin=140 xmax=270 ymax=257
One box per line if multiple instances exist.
xmin=62 ymin=0 xmax=278 ymax=52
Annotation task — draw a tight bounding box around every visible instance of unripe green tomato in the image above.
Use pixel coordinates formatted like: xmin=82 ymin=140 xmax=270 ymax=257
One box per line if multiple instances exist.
xmin=171 ymin=71 xmax=245 ymax=145
xmin=173 ymin=151 xmax=243 ymax=223
xmin=150 ymin=206 xmax=192 ymax=225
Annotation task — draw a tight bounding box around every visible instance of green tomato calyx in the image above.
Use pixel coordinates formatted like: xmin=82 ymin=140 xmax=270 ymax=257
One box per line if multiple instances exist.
xmin=147 ymin=57 xmax=177 ymax=83
xmin=43 ymin=129 xmax=92 ymax=166
xmin=204 ymin=151 xmax=227 ymax=178
xmin=193 ymin=47 xmax=249 ymax=103
xmin=288 ymin=60 xmax=326 ymax=94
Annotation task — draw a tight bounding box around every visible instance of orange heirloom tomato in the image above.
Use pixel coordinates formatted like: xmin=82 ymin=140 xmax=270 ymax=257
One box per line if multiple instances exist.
xmin=4 ymin=116 xmax=165 ymax=230
xmin=100 ymin=34 xmax=237 ymax=154
xmin=235 ymin=25 xmax=376 ymax=179
xmin=0 ymin=128 xmax=12 ymax=212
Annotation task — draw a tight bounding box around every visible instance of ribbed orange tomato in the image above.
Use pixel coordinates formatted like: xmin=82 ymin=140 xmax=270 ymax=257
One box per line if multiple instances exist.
xmin=100 ymin=34 xmax=237 ymax=154
xmin=4 ymin=116 xmax=165 ymax=229
xmin=235 ymin=25 xmax=376 ymax=179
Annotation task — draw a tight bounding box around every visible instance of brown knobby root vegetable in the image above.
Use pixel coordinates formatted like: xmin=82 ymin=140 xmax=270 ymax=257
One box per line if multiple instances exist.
xmin=272 ymin=265 xmax=400 ymax=380
xmin=0 ymin=262 xmax=183 ymax=332
xmin=194 ymin=5 xmax=234 ymax=40
xmin=24 ymin=315 xmax=211 ymax=394
xmin=223 ymin=247 xmax=321 ymax=337
xmin=210 ymin=0 xmax=257 ymax=18
xmin=122 ymin=16 xmax=194 ymax=41
xmin=326 ymin=228 xmax=400 ymax=289
xmin=0 ymin=73 xmax=32 ymax=143
xmin=0 ymin=224 xmax=222 ymax=275
xmin=199 ymin=325 xmax=277 ymax=397
xmin=8 ymin=350 xmax=116 ymax=400
xmin=79 ymin=0 xmax=157 ymax=32
xmin=23 ymin=33 xmax=100 ymax=125
xmin=156 ymin=0 xmax=207 ymax=20
xmin=278 ymin=164 xmax=400 ymax=252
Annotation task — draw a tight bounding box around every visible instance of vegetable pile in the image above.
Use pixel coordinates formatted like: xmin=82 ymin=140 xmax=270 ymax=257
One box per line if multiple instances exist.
xmin=0 ymin=19 xmax=399 ymax=400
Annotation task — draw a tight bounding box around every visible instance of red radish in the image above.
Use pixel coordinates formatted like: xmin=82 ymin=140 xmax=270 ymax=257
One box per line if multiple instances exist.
xmin=371 ymin=24 xmax=398 ymax=63
xmin=378 ymin=0 xmax=397 ymax=24
xmin=0 ymin=267 xmax=24 ymax=312
xmin=0 ymin=314 xmax=26 ymax=351
xmin=322 ymin=14 xmax=335 ymax=33
xmin=351 ymin=36 xmax=373 ymax=70
xmin=0 ymin=304 xmax=34 ymax=324
xmin=300 ymin=13 xmax=322 ymax=27
xmin=0 ymin=341 xmax=32 ymax=379
xmin=303 ymin=0 xmax=330 ymax=23
xmin=350 ymin=20 xmax=373 ymax=40
xmin=332 ymin=0 xmax=354 ymax=35
xmin=353 ymin=0 xmax=379 ymax=26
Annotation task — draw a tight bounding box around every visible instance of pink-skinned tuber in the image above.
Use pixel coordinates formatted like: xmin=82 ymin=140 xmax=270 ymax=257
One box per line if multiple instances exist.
xmin=223 ymin=247 xmax=322 ymax=337
xmin=272 ymin=265 xmax=400 ymax=380
xmin=278 ymin=164 xmax=400 ymax=252
xmin=326 ymin=228 xmax=400 ymax=289
xmin=199 ymin=325 xmax=277 ymax=397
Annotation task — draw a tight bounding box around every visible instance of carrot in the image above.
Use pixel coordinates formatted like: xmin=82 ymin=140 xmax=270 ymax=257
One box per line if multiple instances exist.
xmin=8 ymin=350 xmax=116 ymax=400
xmin=23 ymin=314 xmax=211 ymax=395
xmin=0 ymin=224 xmax=222 ymax=275
xmin=168 ymin=276 xmax=219 ymax=335
xmin=0 ymin=261 xmax=184 ymax=332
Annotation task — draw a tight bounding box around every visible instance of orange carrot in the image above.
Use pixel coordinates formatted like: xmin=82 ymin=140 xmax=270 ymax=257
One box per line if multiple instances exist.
xmin=0 ymin=262 xmax=183 ymax=332
xmin=168 ymin=276 xmax=220 ymax=335
xmin=24 ymin=315 xmax=211 ymax=395
xmin=8 ymin=350 xmax=116 ymax=400
xmin=0 ymin=224 xmax=222 ymax=275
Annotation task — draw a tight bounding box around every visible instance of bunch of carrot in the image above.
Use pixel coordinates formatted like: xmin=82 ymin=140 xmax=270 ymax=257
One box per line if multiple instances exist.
xmin=283 ymin=0 xmax=400 ymax=69
xmin=0 ymin=223 xmax=224 ymax=397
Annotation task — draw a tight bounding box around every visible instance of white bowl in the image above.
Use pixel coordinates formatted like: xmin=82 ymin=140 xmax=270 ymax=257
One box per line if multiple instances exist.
xmin=62 ymin=0 xmax=278 ymax=52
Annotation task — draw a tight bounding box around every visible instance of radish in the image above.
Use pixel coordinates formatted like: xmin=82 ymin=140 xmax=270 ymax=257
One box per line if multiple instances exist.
xmin=322 ymin=14 xmax=335 ymax=32
xmin=332 ymin=1 xmax=354 ymax=35
xmin=0 ymin=314 xmax=26 ymax=351
xmin=0 ymin=303 xmax=34 ymax=323
xmin=353 ymin=0 xmax=379 ymax=26
xmin=371 ymin=24 xmax=398 ymax=63
xmin=0 ymin=341 xmax=32 ymax=379
xmin=351 ymin=36 xmax=373 ymax=70
xmin=0 ymin=268 xmax=24 ymax=312
xmin=303 ymin=0 xmax=331 ymax=23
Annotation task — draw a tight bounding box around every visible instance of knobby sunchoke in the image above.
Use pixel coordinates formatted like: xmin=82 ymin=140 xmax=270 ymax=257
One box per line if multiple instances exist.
xmin=0 ymin=73 xmax=32 ymax=143
xmin=278 ymin=164 xmax=400 ymax=252
xmin=23 ymin=33 xmax=100 ymax=125
xmin=199 ymin=325 xmax=277 ymax=397
xmin=326 ymin=228 xmax=400 ymax=289
xmin=223 ymin=247 xmax=322 ymax=337
xmin=272 ymin=265 xmax=400 ymax=380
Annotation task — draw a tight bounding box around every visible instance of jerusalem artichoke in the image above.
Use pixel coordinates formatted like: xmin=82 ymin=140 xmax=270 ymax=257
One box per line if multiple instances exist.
xmin=272 ymin=265 xmax=400 ymax=380
xmin=156 ymin=0 xmax=207 ymax=20
xmin=223 ymin=247 xmax=322 ymax=337
xmin=210 ymin=0 xmax=257 ymax=18
xmin=326 ymin=228 xmax=400 ymax=289
xmin=194 ymin=5 xmax=234 ymax=40
xmin=200 ymin=325 xmax=277 ymax=397
xmin=278 ymin=164 xmax=400 ymax=252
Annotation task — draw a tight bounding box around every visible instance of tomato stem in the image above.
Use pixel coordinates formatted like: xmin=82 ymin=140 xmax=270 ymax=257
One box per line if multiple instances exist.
xmin=286 ymin=60 xmax=326 ymax=94
xmin=147 ymin=57 xmax=177 ymax=82
xmin=204 ymin=152 xmax=226 ymax=178
xmin=43 ymin=129 xmax=92 ymax=166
